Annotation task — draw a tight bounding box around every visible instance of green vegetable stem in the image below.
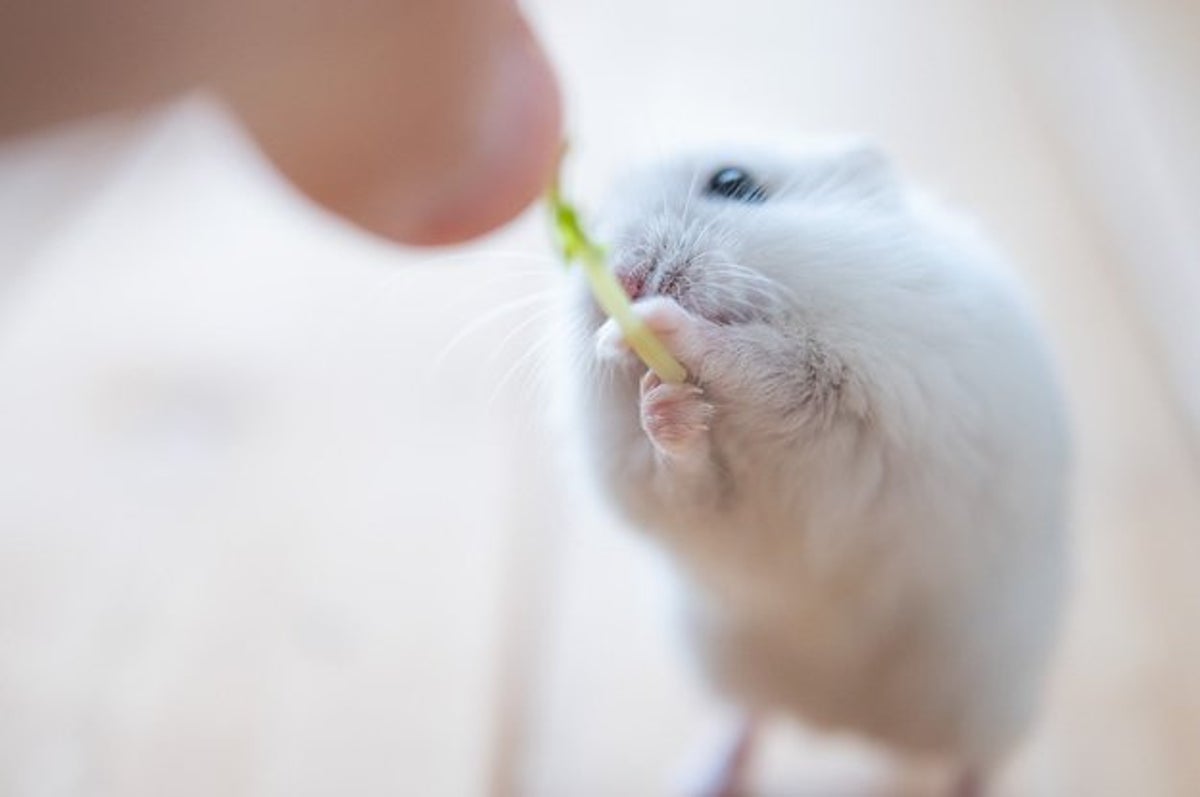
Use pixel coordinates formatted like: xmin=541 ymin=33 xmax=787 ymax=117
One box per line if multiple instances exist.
xmin=547 ymin=151 xmax=688 ymax=384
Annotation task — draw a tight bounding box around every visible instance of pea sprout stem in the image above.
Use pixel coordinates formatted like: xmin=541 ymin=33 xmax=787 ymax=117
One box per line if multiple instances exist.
xmin=547 ymin=153 xmax=688 ymax=384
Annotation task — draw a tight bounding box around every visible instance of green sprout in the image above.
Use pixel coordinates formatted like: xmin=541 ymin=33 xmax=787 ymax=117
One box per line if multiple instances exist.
xmin=548 ymin=152 xmax=688 ymax=384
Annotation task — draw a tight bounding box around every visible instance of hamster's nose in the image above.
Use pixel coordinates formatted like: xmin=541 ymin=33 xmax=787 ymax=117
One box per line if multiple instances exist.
xmin=615 ymin=264 xmax=647 ymax=300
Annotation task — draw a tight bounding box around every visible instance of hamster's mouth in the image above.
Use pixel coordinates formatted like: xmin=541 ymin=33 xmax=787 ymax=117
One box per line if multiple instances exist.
xmin=629 ymin=263 xmax=748 ymax=326
xmin=577 ymin=272 xmax=750 ymax=331
xmin=578 ymin=246 xmax=781 ymax=333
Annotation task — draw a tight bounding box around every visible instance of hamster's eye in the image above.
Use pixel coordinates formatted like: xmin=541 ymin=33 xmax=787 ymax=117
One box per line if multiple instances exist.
xmin=705 ymin=167 xmax=767 ymax=203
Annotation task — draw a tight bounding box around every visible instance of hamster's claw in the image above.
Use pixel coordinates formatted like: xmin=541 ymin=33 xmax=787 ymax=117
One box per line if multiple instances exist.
xmin=640 ymin=371 xmax=714 ymax=459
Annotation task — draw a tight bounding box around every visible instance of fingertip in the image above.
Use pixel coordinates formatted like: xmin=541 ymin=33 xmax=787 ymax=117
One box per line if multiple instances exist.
xmin=386 ymin=19 xmax=563 ymax=246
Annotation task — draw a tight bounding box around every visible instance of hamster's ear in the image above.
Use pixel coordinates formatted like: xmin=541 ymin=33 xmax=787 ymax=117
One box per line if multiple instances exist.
xmin=809 ymin=140 xmax=900 ymax=207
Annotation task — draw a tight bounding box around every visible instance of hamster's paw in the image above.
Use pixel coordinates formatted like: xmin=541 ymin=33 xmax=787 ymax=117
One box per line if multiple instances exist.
xmin=640 ymin=371 xmax=714 ymax=459
xmin=594 ymin=317 xmax=638 ymax=366
xmin=595 ymin=297 xmax=711 ymax=372
xmin=633 ymin=296 xmax=709 ymax=366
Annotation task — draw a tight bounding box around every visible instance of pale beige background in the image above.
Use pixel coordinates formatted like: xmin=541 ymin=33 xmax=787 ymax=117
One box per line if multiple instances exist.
xmin=0 ymin=1 xmax=1197 ymax=796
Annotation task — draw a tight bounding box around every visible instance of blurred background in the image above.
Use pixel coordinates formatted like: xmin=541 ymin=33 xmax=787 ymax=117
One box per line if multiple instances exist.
xmin=1 ymin=0 xmax=1198 ymax=795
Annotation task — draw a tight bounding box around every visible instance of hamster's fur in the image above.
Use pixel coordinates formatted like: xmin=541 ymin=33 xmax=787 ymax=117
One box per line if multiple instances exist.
xmin=558 ymin=143 xmax=1070 ymax=774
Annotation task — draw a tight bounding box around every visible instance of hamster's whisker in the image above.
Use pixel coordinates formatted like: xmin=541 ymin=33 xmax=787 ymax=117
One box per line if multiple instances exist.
xmin=453 ymin=265 xmax=560 ymax=287
xmin=712 ymin=274 xmax=790 ymax=305
xmin=525 ymin=339 xmax=560 ymax=410
xmin=485 ymin=306 xmax=556 ymax=368
xmin=687 ymin=208 xmax=731 ymax=250
xmin=487 ymin=334 xmax=554 ymax=410
xmin=677 ymin=162 xmax=705 ymax=236
xmin=433 ymin=292 xmax=555 ymax=371
xmin=361 ymin=250 xmax=559 ymax=304
xmin=405 ymin=249 xmax=561 ymax=269
xmin=708 ymin=260 xmax=801 ymax=308
xmin=695 ymin=276 xmax=797 ymax=321
xmin=679 ymin=209 xmax=744 ymax=269
xmin=433 ymin=273 xmax=560 ymax=318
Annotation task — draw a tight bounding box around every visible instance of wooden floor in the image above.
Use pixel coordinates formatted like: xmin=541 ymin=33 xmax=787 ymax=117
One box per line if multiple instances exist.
xmin=0 ymin=1 xmax=1197 ymax=795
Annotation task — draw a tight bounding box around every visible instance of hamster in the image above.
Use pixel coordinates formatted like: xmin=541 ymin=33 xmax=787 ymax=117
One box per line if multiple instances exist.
xmin=557 ymin=143 xmax=1070 ymax=792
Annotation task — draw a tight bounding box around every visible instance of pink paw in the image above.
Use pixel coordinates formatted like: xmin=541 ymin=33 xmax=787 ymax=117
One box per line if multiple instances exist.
xmin=593 ymin=296 xmax=707 ymax=369
xmin=635 ymin=295 xmax=695 ymax=343
xmin=640 ymin=371 xmax=714 ymax=458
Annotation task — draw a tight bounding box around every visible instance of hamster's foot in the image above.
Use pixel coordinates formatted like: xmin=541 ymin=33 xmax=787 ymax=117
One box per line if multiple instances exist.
xmin=640 ymin=371 xmax=713 ymax=459
xmin=675 ymin=713 xmax=758 ymax=797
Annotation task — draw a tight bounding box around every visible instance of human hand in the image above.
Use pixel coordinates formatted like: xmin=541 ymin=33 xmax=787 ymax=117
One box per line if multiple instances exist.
xmin=0 ymin=0 xmax=562 ymax=246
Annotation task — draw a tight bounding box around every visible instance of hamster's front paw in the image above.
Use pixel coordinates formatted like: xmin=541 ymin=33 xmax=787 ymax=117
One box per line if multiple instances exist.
xmin=594 ymin=317 xmax=639 ymax=366
xmin=640 ymin=371 xmax=714 ymax=459
xmin=633 ymin=296 xmax=710 ymax=367
xmin=595 ymin=296 xmax=711 ymax=372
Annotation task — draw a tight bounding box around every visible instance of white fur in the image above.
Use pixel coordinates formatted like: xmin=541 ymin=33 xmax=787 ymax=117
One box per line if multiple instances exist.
xmin=557 ymin=143 xmax=1071 ymax=772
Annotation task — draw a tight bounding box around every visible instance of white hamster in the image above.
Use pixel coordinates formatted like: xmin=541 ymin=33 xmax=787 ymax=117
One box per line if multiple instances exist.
xmin=558 ymin=143 xmax=1070 ymax=789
